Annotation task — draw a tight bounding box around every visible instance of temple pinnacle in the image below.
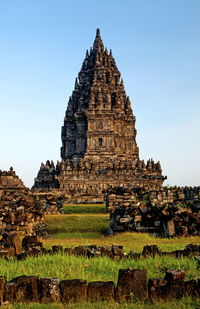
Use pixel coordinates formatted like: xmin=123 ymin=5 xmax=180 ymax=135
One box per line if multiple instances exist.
xmin=96 ymin=28 xmax=100 ymax=37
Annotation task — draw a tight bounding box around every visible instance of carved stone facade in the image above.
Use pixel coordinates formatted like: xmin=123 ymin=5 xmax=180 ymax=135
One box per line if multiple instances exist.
xmin=58 ymin=29 xmax=166 ymax=201
xmin=32 ymin=160 xmax=61 ymax=190
xmin=33 ymin=29 xmax=166 ymax=201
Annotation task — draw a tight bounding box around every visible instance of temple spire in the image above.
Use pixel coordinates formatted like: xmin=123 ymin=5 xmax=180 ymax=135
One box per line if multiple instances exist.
xmin=96 ymin=28 xmax=100 ymax=37
xmin=93 ymin=28 xmax=104 ymax=53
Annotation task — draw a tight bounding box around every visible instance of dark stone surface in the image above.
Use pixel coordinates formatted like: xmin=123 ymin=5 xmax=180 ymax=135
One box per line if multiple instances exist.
xmin=52 ymin=245 xmax=63 ymax=254
xmin=184 ymin=280 xmax=198 ymax=297
xmin=38 ymin=278 xmax=60 ymax=303
xmin=4 ymin=276 xmax=39 ymax=303
xmin=60 ymin=279 xmax=87 ymax=303
xmin=116 ymin=268 xmax=133 ymax=302
xmin=0 ymin=277 xmax=6 ymax=304
xmin=148 ymin=278 xmax=168 ymax=301
xmin=142 ymin=245 xmax=161 ymax=258
xmin=167 ymin=280 xmax=185 ymax=299
xmin=132 ymin=269 xmax=148 ymax=300
xmin=116 ymin=268 xmax=148 ymax=301
xmin=164 ymin=269 xmax=185 ymax=281
xmin=87 ymin=281 xmax=115 ymax=302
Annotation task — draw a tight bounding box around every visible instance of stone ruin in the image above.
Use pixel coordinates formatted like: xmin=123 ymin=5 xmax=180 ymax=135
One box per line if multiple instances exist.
xmin=106 ymin=185 xmax=200 ymax=212
xmin=0 ymin=252 xmax=199 ymax=304
xmin=1 ymin=268 xmax=200 ymax=304
xmin=32 ymin=160 xmax=61 ymax=190
xmin=33 ymin=28 xmax=166 ymax=202
xmin=0 ymin=168 xmax=48 ymax=255
xmin=33 ymin=191 xmax=64 ymax=214
xmin=0 ymin=236 xmax=199 ymax=304
xmin=32 ymin=160 xmax=64 ymax=213
xmin=107 ymin=186 xmax=200 ymax=237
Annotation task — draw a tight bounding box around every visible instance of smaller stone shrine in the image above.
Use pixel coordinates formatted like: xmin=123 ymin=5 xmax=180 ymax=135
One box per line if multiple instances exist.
xmin=32 ymin=160 xmax=61 ymax=190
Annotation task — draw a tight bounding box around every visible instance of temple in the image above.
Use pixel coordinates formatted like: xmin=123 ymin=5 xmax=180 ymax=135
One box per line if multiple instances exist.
xmin=33 ymin=29 xmax=166 ymax=201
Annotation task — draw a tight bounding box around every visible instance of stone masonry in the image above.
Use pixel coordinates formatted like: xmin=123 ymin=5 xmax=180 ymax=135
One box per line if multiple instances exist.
xmin=0 ymin=168 xmax=47 ymax=238
xmin=33 ymin=29 xmax=166 ymax=202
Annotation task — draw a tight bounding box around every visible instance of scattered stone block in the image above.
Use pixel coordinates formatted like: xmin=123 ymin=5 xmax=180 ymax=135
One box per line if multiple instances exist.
xmin=185 ymin=280 xmax=198 ymax=297
xmin=142 ymin=245 xmax=161 ymax=257
xmin=87 ymin=281 xmax=115 ymax=302
xmin=148 ymin=278 xmax=168 ymax=301
xmin=0 ymin=277 xmax=6 ymax=304
xmin=64 ymin=247 xmax=74 ymax=255
xmin=167 ymin=280 xmax=185 ymax=299
xmin=116 ymin=268 xmax=148 ymax=301
xmin=60 ymin=279 xmax=87 ymax=303
xmin=4 ymin=276 xmax=39 ymax=303
xmin=13 ymin=233 xmax=22 ymax=255
xmin=164 ymin=269 xmax=185 ymax=281
xmin=52 ymin=245 xmax=63 ymax=254
xmin=38 ymin=278 xmax=60 ymax=303
xmin=132 ymin=269 xmax=148 ymax=300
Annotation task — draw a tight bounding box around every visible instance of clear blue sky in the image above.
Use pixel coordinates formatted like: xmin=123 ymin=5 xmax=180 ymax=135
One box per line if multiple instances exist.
xmin=0 ymin=0 xmax=200 ymax=188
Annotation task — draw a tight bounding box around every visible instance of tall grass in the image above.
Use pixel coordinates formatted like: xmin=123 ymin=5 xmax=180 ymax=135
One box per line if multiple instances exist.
xmin=1 ymin=254 xmax=199 ymax=283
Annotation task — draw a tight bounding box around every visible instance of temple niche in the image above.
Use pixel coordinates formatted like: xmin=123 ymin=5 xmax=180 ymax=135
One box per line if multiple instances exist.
xmin=33 ymin=29 xmax=166 ymax=202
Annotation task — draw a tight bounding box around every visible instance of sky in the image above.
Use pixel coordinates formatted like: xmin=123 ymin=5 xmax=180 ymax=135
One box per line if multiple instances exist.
xmin=0 ymin=0 xmax=200 ymax=188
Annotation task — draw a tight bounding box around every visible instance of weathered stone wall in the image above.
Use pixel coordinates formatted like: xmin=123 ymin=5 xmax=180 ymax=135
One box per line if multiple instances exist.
xmin=0 ymin=237 xmax=199 ymax=303
xmin=0 ymin=268 xmax=199 ymax=304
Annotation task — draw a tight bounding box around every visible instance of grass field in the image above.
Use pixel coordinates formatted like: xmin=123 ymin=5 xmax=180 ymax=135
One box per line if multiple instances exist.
xmin=3 ymin=203 xmax=200 ymax=308
xmin=44 ymin=204 xmax=200 ymax=253
xmin=4 ymin=297 xmax=200 ymax=309
xmin=1 ymin=253 xmax=199 ymax=283
xmin=63 ymin=204 xmax=106 ymax=214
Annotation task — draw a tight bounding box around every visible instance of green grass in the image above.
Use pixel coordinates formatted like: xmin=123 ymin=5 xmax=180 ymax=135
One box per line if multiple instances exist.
xmin=1 ymin=254 xmax=200 ymax=308
xmin=4 ymin=203 xmax=200 ymax=308
xmin=63 ymin=204 xmax=106 ymax=214
xmin=6 ymin=298 xmax=200 ymax=308
xmin=1 ymin=254 xmax=199 ymax=283
xmin=45 ymin=214 xmax=110 ymax=236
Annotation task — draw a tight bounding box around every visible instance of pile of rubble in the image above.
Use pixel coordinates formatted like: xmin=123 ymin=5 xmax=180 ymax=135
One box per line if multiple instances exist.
xmin=106 ymin=185 xmax=200 ymax=213
xmin=0 ymin=168 xmax=48 ymax=238
xmin=109 ymin=202 xmax=200 ymax=237
xmin=33 ymin=191 xmax=64 ymax=214
xmin=0 ymin=268 xmax=199 ymax=304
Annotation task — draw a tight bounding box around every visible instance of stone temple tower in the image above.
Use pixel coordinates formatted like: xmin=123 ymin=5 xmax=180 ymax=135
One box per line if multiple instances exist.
xmin=61 ymin=28 xmax=138 ymax=163
xmin=33 ymin=29 xmax=166 ymax=200
xmin=58 ymin=29 xmax=166 ymax=201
